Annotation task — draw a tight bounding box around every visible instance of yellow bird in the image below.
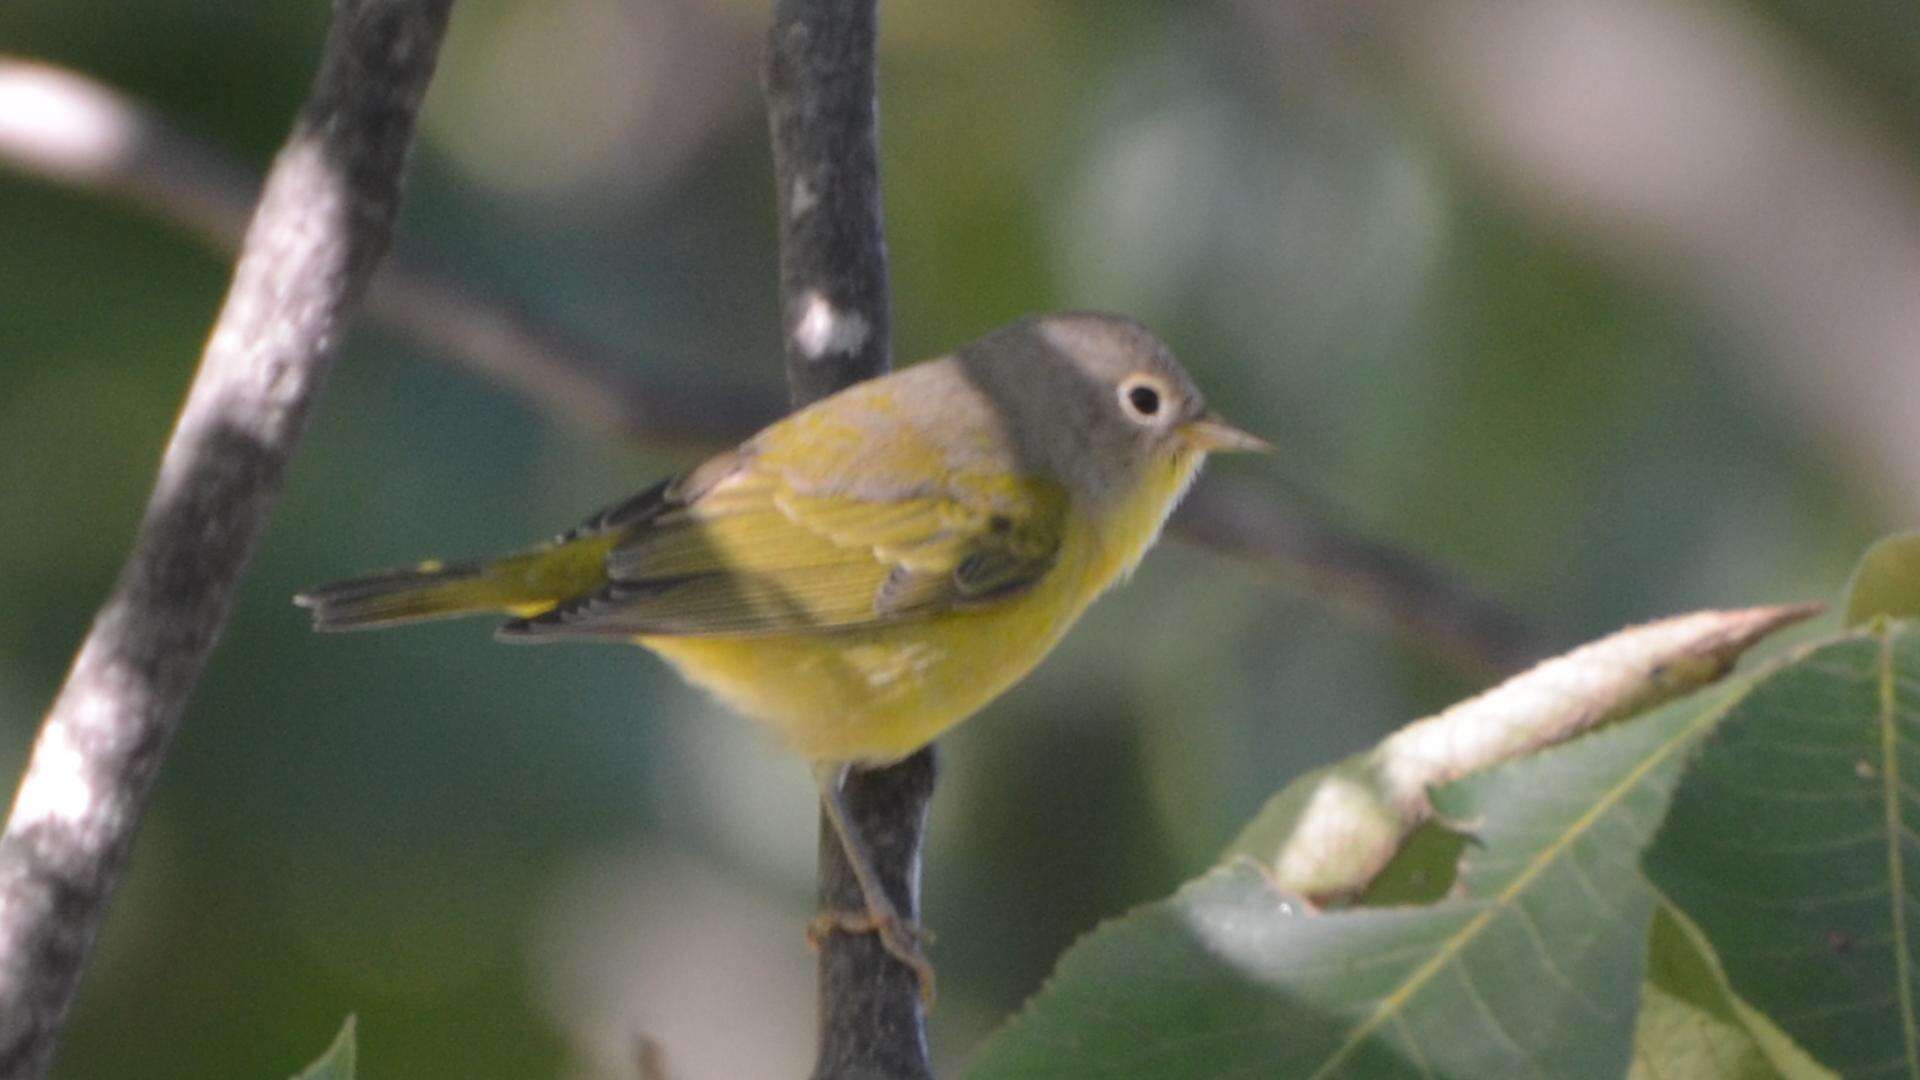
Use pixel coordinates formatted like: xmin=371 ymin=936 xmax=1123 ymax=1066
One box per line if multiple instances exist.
xmin=296 ymin=311 xmax=1267 ymax=996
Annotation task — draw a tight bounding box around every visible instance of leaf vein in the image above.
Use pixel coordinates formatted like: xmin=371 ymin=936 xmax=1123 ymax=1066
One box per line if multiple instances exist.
xmin=1510 ymin=900 xmax=1605 ymax=1016
xmin=1451 ymin=958 xmax=1534 ymax=1068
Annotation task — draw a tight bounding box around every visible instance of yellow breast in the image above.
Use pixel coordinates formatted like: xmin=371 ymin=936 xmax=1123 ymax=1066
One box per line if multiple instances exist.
xmin=639 ymin=447 xmax=1204 ymax=764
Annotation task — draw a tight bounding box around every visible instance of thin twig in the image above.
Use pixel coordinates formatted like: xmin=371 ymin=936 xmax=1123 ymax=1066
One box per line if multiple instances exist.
xmin=0 ymin=3 xmax=452 ymax=1075
xmin=1173 ymin=476 xmax=1544 ymax=675
xmin=0 ymin=59 xmax=1545 ymax=674
xmin=761 ymin=1 xmax=938 ymax=1075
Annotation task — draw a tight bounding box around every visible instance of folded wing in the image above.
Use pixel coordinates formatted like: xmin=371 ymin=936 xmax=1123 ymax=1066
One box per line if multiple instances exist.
xmin=498 ymin=412 xmax=1066 ymax=639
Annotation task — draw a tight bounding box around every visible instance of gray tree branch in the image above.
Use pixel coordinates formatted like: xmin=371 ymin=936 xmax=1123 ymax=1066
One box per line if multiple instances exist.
xmin=0 ymin=2 xmax=452 ymax=1075
xmin=761 ymin=1 xmax=938 ymax=1076
xmin=766 ymin=0 xmax=893 ymax=408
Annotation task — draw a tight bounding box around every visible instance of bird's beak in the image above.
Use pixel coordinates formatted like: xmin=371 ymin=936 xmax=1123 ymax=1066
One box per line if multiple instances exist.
xmin=1183 ymin=412 xmax=1273 ymax=454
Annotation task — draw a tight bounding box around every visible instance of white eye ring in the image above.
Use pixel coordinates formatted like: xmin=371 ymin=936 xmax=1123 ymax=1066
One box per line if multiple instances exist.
xmin=1117 ymin=375 xmax=1171 ymax=425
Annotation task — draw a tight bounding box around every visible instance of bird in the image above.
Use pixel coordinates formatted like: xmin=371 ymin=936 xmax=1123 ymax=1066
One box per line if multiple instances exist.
xmin=295 ymin=311 xmax=1268 ymax=1002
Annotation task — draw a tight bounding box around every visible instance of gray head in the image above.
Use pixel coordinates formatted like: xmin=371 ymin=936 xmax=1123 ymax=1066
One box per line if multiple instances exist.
xmin=954 ymin=311 xmax=1267 ymax=505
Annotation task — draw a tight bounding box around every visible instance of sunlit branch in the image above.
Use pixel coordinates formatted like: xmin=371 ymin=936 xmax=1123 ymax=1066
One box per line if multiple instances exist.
xmin=0 ymin=4 xmax=452 ymax=1074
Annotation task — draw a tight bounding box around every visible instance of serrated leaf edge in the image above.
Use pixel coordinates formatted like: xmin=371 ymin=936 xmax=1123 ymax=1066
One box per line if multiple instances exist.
xmin=1875 ymin=628 xmax=1920 ymax=1072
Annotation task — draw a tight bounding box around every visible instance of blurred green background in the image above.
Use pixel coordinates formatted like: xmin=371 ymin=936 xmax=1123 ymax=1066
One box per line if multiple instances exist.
xmin=2 ymin=0 xmax=1913 ymax=1076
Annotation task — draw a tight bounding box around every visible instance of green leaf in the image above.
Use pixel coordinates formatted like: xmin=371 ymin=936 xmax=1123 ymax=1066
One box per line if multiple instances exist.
xmin=1632 ymin=903 xmax=1836 ymax=1080
xmin=969 ymin=689 xmax=1739 ymax=1079
xmin=1644 ymin=625 xmax=1920 ymax=1077
xmin=1359 ymin=821 xmax=1468 ymax=907
xmin=291 ymin=1016 xmax=356 ymax=1080
xmin=1844 ymin=533 xmax=1920 ymax=627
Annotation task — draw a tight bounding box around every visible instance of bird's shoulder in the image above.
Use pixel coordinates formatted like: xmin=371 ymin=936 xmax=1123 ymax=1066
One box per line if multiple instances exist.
xmin=748 ymin=358 xmax=1023 ymax=498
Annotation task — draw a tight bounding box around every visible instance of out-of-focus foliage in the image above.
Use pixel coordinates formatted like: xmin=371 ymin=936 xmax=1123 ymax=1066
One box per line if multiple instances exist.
xmin=0 ymin=0 xmax=1910 ymax=1076
xmin=1844 ymin=532 xmax=1920 ymax=626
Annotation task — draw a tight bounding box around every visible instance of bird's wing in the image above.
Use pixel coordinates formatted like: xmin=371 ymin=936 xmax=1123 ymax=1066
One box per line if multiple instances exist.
xmin=498 ymin=408 xmax=1067 ymax=639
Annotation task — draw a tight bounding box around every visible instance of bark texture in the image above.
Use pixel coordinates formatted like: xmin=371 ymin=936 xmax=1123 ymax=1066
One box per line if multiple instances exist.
xmin=0 ymin=2 xmax=453 ymax=1074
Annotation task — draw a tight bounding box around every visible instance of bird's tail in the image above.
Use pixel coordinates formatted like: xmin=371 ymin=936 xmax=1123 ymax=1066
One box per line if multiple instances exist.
xmin=295 ymin=555 xmax=562 ymax=631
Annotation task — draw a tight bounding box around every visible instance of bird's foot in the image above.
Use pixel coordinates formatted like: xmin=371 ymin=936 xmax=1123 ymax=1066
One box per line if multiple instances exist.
xmin=807 ymin=906 xmax=938 ymax=1009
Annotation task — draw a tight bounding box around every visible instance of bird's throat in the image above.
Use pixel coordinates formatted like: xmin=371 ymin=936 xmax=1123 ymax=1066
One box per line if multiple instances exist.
xmin=1087 ymin=447 xmax=1207 ymax=592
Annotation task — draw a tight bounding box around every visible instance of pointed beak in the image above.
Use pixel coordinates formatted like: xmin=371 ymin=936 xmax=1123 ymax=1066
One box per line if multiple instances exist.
xmin=1183 ymin=412 xmax=1273 ymax=454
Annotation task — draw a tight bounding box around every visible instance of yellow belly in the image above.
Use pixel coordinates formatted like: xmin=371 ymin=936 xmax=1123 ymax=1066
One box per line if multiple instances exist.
xmin=639 ymin=531 xmax=1092 ymax=763
xmin=638 ymin=449 xmax=1202 ymax=764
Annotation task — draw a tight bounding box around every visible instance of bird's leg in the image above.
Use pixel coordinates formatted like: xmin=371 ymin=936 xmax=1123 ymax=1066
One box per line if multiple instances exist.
xmin=809 ymin=760 xmax=937 ymax=1007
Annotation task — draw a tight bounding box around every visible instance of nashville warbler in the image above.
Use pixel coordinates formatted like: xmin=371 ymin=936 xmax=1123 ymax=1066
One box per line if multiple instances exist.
xmin=297 ymin=311 xmax=1267 ymax=999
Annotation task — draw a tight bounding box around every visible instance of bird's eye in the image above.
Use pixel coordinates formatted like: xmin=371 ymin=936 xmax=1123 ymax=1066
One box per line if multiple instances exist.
xmin=1119 ymin=377 xmax=1166 ymax=423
